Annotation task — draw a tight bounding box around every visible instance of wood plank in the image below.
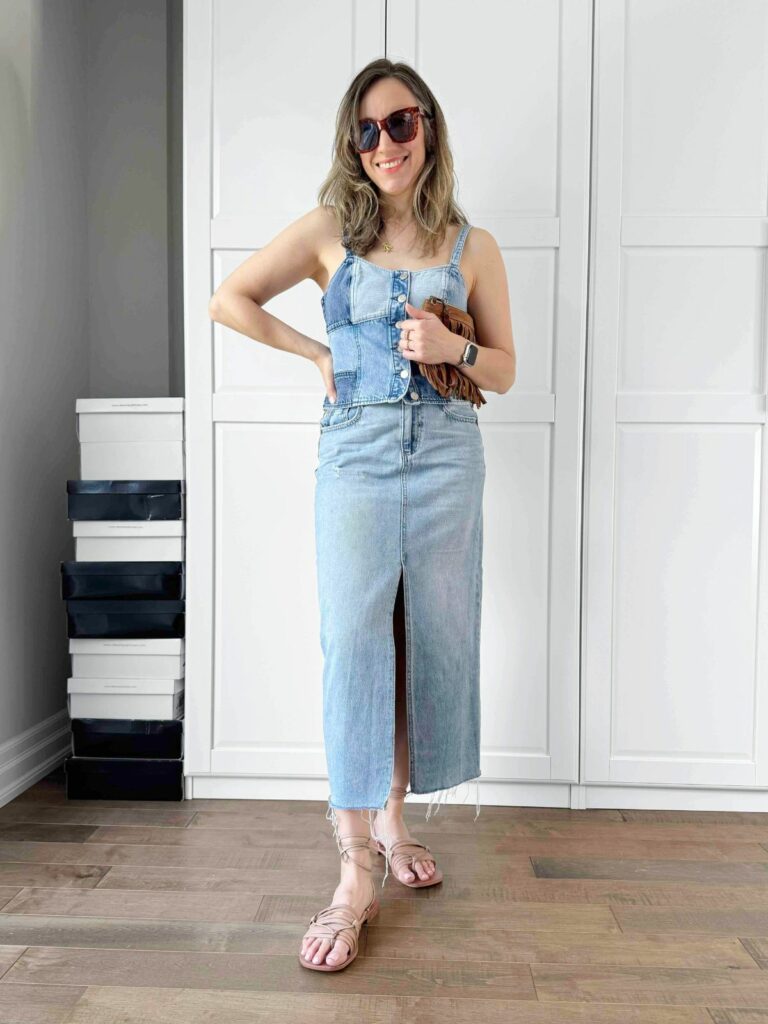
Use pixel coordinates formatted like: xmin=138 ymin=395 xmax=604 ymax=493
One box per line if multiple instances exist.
xmin=620 ymin=810 xmax=768 ymax=825
xmin=707 ymin=1011 xmax=768 ymax=1024
xmin=738 ymin=936 xmax=768 ymax=966
xmin=0 ymin=824 xmax=98 ymax=844
xmin=0 ymin=864 xmax=107 ymax=889
xmin=0 ymin=983 xmax=85 ymax=1024
xmin=84 ymin=825 xmax=340 ymax=849
xmin=65 ymin=986 xmax=712 ymax=1024
xmin=0 ymin=840 xmax=440 ymax=874
xmin=185 ymin=807 xmax=622 ymax=833
xmin=94 ymin=863 xmax=379 ymax=894
xmin=0 ymin=913 xmax=754 ymax=967
xmin=497 ymin=822 xmax=768 ymax=843
xmin=88 ymin=862 xmax=768 ymax=909
xmin=92 ymin=858 xmax=535 ymax=894
xmin=364 ymin=927 xmax=756 ymax=968
xmin=7 ymin=775 xmax=68 ymax=803
xmin=3 ymin=836 xmax=767 ymax=874
xmin=0 ymin=946 xmax=26 ymax=981
xmin=4 ymin=946 xmax=536 ymax=999
xmin=0 ymin=887 xmax=265 ymax=923
xmin=530 ymin=964 xmax=768 ymax=1006
xmin=0 ymin=840 xmax=386 ymax=869
xmin=532 ymin=857 xmax=768 ymax=884
xmin=0 ymin=887 xmax=22 ymax=910
xmin=80 ymin=823 xmax=768 ymax=864
xmin=66 ymin=987 xmax=404 ymax=1024
xmin=613 ymin=906 xmax=768 ymax=935
xmin=379 ymin=878 xmax=768 ymax=909
xmin=256 ymin=894 xmax=619 ymax=934
xmin=0 ymin=913 xmax=291 ymax=954
xmin=0 ymin=887 xmax=617 ymax=934
xmin=499 ymin=837 xmax=768 ymax=862
xmin=0 ymin=806 xmax=195 ymax=827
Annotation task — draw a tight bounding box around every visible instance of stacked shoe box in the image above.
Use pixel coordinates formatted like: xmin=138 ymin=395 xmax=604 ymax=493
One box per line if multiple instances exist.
xmin=62 ymin=398 xmax=186 ymax=800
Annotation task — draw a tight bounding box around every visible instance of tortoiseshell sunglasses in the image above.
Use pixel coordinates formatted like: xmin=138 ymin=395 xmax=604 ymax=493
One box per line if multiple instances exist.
xmin=355 ymin=106 xmax=433 ymax=154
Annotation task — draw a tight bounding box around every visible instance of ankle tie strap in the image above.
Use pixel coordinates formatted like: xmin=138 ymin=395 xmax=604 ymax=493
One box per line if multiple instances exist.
xmin=335 ymin=832 xmax=373 ymax=872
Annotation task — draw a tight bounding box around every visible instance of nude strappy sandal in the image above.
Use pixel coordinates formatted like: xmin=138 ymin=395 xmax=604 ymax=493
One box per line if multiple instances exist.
xmin=370 ymin=784 xmax=444 ymax=888
xmin=299 ymin=833 xmax=380 ymax=972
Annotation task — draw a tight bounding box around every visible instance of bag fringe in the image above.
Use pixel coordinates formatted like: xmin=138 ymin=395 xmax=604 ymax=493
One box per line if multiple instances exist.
xmin=419 ymin=298 xmax=487 ymax=408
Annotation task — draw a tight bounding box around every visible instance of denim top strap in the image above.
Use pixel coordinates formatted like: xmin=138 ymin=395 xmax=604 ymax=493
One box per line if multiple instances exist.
xmin=450 ymin=223 xmax=471 ymax=267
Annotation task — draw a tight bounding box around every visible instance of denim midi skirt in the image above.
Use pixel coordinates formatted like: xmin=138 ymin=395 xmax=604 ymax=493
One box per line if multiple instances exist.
xmin=314 ymin=379 xmax=485 ymax=827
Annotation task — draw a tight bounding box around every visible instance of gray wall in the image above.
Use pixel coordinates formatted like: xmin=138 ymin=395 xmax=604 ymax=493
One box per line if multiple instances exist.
xmin=86 ymin=0 xmax=181 ymax=397
xmin=0 ymin=0 xmax=181 ymax=781
xmin=167 ymin=0 xmax=184 ymax=399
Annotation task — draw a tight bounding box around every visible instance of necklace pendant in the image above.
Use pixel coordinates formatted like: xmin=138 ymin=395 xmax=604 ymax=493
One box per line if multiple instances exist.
xmin=382 ymin=241 xmax=393 ymax=252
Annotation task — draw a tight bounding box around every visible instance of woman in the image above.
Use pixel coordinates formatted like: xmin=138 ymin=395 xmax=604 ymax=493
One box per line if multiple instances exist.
xmin=209 ymin=58 xmax=516 ymax=972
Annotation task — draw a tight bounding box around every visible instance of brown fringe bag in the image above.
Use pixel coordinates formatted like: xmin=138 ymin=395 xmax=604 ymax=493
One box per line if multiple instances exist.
xmin=418 ymin=295 xmax=486 ymax=408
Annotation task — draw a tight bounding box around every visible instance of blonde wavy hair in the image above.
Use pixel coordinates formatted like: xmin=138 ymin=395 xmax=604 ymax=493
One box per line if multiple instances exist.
xmin=317 ymin=58 xmax=470 ymax=260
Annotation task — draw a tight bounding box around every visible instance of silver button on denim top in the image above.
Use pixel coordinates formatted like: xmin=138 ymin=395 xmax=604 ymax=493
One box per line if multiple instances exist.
xmin=320 ymin=223 xmax=473 ymax=407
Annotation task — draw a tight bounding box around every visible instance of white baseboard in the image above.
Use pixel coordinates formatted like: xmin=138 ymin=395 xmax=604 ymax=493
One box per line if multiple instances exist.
xmin=572 ymin=783 xmax=768 ymax=811
xmin=0 ymin=709 xmax=71 ymax=809
xmin=184 ymin=774 xmax=768 ymax=812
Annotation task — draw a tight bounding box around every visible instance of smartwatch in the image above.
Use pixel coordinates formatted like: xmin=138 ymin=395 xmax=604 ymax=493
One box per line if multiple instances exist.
xmin=458 ymin=341 xmax=479 ymax=368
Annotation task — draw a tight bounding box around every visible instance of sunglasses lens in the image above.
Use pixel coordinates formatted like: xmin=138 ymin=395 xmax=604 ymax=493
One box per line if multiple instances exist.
xmin=357 ymin=121 xmax=379 ymax=153
xmin=387 ymin=110 xmax=416 ymax=143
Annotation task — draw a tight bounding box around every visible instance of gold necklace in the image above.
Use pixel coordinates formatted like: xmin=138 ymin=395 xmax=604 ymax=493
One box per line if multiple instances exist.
xmin=381 ymin=219 xmax=413 ymax=253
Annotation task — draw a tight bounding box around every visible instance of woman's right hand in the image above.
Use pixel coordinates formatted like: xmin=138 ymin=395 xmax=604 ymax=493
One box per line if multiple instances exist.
xmin=314 ymin=346 xmax=337 ymax=404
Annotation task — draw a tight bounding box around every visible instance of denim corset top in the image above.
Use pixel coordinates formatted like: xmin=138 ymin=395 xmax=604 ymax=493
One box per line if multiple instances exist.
xmin=320 ymin=223 xmax=472 ymax=407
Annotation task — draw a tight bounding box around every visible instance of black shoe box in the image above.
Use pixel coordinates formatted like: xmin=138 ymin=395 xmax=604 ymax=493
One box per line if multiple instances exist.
xmin=71 ymin=718 xmax=183 ymax=759
xmin=61 ymin=561 xmax=185 ymax=600
xmin=64 ymin=755 xmax=183 ymax=800
xmin=67 ymin=480 xmax=185 ymax=521
xmin=66 ymin=599 xmax=185 ymax=639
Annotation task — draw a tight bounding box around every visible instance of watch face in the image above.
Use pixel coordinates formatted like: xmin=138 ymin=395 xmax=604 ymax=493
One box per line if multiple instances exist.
xmin=464 ymin=342 xmax=479 ymax=366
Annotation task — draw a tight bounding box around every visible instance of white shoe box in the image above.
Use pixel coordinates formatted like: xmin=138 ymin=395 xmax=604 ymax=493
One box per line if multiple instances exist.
xmin=67 ymin=677 xmax=184 ymax=720
xmin=80 ymin=442 xmax=184 ymax=480
xmin=76 ymin=398 xmax=185 ymax=479
xmin=76 ymin=398 xmax=184 ymax=442
xmin=69 ymin=638 xmax=185 ymax=679
xmin=73 ymin=521 xmax=185 ymax=561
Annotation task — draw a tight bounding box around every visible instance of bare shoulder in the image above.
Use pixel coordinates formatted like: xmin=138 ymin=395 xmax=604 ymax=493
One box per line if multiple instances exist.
xmin=462 ymin=226 xmax=501 ymax=301
xmin=210 ymin=205 xmax=340 ymax=306
xmin=282 ymin=205 xmax=343 ymax=289
xmin=304 ymin=204 xmax=343 ymax=253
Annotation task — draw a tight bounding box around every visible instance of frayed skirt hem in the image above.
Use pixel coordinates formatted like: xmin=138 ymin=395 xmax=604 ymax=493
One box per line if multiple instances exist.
xmin=325 ymin=775 xmax=482 ymax=889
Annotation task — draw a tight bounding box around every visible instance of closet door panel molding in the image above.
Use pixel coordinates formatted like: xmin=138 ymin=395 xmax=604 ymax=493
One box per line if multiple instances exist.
xmin=582 ymin=0 xmax=768 ymax=789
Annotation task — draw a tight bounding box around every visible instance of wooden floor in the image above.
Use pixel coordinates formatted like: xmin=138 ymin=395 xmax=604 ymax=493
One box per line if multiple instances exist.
xmin=0 ymin=771 xmax=768 ymax=1022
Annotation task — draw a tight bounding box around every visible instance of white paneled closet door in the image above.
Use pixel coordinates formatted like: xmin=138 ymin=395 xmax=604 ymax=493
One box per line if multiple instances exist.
xmin=183 ymin=0 xmax=593 ymax=803
xmin=583 ymin=0 xmax=768 ymax=794
xmin=184 ymin=0 xmax=387 ymax=793
xmin=386 ymin=0 xmax=593 ymax=801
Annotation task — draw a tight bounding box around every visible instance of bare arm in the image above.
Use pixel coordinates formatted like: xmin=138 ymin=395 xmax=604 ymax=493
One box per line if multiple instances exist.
xmin=208 ymin=206 xmax=337 ymax=393
xmin=462 ymin=228 xmax=517 ymax=394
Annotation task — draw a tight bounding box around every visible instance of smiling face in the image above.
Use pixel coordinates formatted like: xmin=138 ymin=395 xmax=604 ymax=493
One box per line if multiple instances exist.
xmin=357 ymin=78 xmax=428 ymax=206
